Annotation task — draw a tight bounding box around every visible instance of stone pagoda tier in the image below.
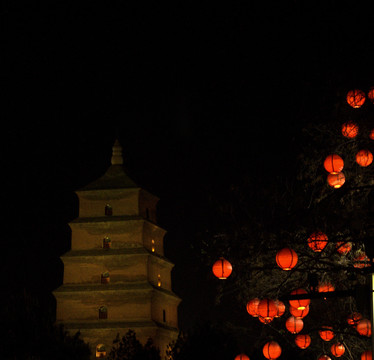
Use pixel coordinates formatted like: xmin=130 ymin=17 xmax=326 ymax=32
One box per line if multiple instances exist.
xmin=54 ymin=140 xmax=181 ymax=359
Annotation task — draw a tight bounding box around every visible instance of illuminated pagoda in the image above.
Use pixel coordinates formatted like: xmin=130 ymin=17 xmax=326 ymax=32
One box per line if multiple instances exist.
xmin=54 ymin=139 xmax=181 ymax=358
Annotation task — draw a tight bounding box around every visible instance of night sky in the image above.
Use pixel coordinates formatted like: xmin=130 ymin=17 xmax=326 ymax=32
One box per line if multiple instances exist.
xmin=3 ymin=0 xmax=374 ymax=335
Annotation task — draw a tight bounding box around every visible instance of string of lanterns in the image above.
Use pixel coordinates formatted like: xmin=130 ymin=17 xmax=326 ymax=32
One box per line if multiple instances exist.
xmin=213 ymin=88 xmax=373 ymax=359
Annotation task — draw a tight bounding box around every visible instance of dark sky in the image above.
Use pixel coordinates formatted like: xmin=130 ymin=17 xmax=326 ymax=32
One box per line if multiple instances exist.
xmin=3 ymin=1 xmax=374 ymax=331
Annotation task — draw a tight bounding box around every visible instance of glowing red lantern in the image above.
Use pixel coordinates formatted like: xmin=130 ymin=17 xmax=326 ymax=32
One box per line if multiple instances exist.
xmin=324 ymin=154 xmax=344 ymax=174
xmin=274 ymin=300 xmax=285 ymax=317
xmin=327 ymin=172 xmax=345 ymax=188
xmin=356 ymin=149 xmax=373 ymax=167
xmin=362 ymin=350 xmax=373 ymax=360
xmin=289 ymin=305 xmax=309 ymax=318
xmin=289 ymin=288 xmax=310 ymax=310
xmin=347 ymin=89 xmax=366 ymax=108
xmin=263 ymin=341 xmax=281 ymax=360
xmin=257 ymin=299 xmax=278 ymax=322
xmin=370 ymin=129 xmax=374 ymax=140
xmin=319 ymin=326 xmax=335 ymax=341
xmin=246 ymin=298 xmax=260 ymax=317
xmin=295 ymin=334 xmax=311 ymax=349
xmin=307 ymin=231 xmax=328 ymax=252
xmin=285 ymin=316 xmax=303 ymax=334
xmin=235 ymin=354 xmax=250 ymax=360
xmin=318 ymin=355 xmax=332 ymax=360
xmin=276 ymin=248 xmax=298 ymax=270
xmin=331 ymin=343 xmax=345 ymax=357
xmin=342 ymin=121 xmax=359 ymax=138
xmin=368 ymin=87 xmax=374 ymax=103
xmin=212 ymin=258 xmax=232 ymax=279
xmin=354 ymin=252 xmax=371 ymax=268
xmin=347 ymin=312 xmax=362 ymax=325
xmin=336 ymin=241 xmax=352 ymax=255
xmin=356 ymin=319 xmax=372 ymax=337
xmin=317 ymin=282 xmax=335 ymax=293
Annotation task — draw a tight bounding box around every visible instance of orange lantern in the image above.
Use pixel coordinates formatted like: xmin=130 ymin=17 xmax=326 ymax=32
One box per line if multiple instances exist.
xmin=274 ymin=300 xmax=285 ymax=318
xmin=212 ymin=258 xmax=232 ymax=279
xmin=246 ymin=298 xmax=260 ymax=317
xmin=331 ymin=343 xmax=345 ymax=357
xmin=336 ymin=241 xmax=352 ymax=255
xmin=319 ymin=326 xmax=335 ymax=341
xmin=276 ymin=248 xmax=298 ymax=270
xmin=295 ymin=334 xmax=311 ymax=349
xmin=356 ymin=319 xmax=372 ymax=337
xmin=347 ymin=89 xmax=366 ymax=108
xmin=347 ymin=312 xmax=362 ymax=325
xmin=368 ymin=87 xmax=374 ymax=103
xmin=285 ymin=316 xmax=303 ymax=334
xmin=263 ymin=341 xmax=281 ymax=360
xmin=342 ymin=121 xmax=359 ymax=138
xmin=235 ymin=354 xmax=250 ymax=360
xmin=290 ymin=305 xmax=309 ymax=318
xmin=317 ymin=282 xmax=335 ymax=293
xmin=257 ymin=299 xmax=278 ymax=322
xmin=324 ymin=154 xmax=344 ymax=174
xmin=307 ymin=231 xmax=328 ymax=252
xmin=354 ymin=252 xmax=371 ymax=268
xmin=362 ymin=350 xmax=373 ymax=360
xmin=318 ymin=355 xmax=332 ymax=360
xmin=289 ymin=288 xmax=310 ymax=310
xmin=327 ymin=172 xmax=345 ymax=188
xmin=369 ymin=129 xmax=374 ymax=140
xmin=356 ymin=149 xmax=373 ymax=167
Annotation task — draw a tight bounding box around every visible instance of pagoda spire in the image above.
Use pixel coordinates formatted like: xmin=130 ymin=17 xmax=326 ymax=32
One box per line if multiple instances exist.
xmin=111 ymin=139 xmax=123 ymax=165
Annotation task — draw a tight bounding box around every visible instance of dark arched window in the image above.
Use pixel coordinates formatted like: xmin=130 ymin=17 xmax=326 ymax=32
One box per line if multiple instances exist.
xmin=105 ymin=204 xmax=112 ymax=216
xmin=99 ymin=306 xmax=108 ymax=319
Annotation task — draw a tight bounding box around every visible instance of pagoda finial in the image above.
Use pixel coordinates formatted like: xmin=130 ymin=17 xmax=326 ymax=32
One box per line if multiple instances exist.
xmin=111 ymin=139 xmax=123 ymax=165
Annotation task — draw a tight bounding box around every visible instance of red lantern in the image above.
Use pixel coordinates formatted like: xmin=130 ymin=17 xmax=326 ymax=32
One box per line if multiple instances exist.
xmin=331 ymin=343 xmax=345 ymax=357
xmin=354 ymin=252 xmax=371 ymax=268
xmin=289 ymin=305 xmax=309 ymax=318
xmin=276 ymin=248 xmax=298 ymax=270
xmin=235 ymin=354 xmax=250 ymax=360
xmin=285 ymin=316 xmax=303 ymax=334
xmin=212 ymin=258 xmax=232 ymax=279
xmin=362 ymin=350 xmax=373 ymax=360
xmin=368 ymin=87 xmax=374 ymax=103
xmin=342 ymin=121 xmax=359 ymax=138
xmin=347 ymin=89 xmax=366 ymax=108
xmin=327 ymin=172 xmax=345 ymax=188
xmin=336 ymin=241 xmax=352 ymax=255
xmin=369 ymin=129 xmax=374 ymax=140
xmin=257 ymin=299 xmax=278 ymax=322
xmin=318 ymin=356 xmax=332 ymax=360
xmin=263 ymin=341 xmax=281 ymax=360
xmin=356 ymin=319 xmax=372 ymax=337
xmin=274 ymin=300 xmax=285 ymax=317
xmin=246 ymin=298 xmax=260 ymax=317
xmin=289 ymin=288 xmax=310 ymax=310
xmin=317 ymin=282 xmax=335 ymax=293
xmin=295 ymin=334 xmax=311 ymax=349
xmin=258 ymin=315 xmax=273 ymax=324
xmin=307 ymin=231 xmax=328 ymax=252
xmin=319 ymin=326 xmax=335 ymax=341
xmin=356 ymin=149 xmax=373 ymax=167
xmin=347 ymin=312 xmax=362 ymax=325
xmin=324 ymin=154 xmax=344 ymax=174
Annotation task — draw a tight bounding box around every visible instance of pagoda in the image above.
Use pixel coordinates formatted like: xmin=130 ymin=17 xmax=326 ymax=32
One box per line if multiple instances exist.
xmin=54 ymin=139 xmax=181 ymax=358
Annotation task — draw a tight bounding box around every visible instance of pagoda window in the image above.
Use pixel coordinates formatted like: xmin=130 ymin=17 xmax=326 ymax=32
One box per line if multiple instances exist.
xmin=101 ymin=272 xmax=110 ymax=284
xmin=99 ymin=306 xmax=108 ymax=319
xmin=105 ymin=204 xmax=112 ymax=216
xmin=151 ymin=239 xmax=155 ymax=252
xmin=163 ymin=309 xmax=166 ymax=322
xmin=157 ymin=274 xmax=162 ymax=287
xmin=96 ymin=344 xmax=106 ymax=358
xmin=103 ymin=237 xmax=111 ymax=249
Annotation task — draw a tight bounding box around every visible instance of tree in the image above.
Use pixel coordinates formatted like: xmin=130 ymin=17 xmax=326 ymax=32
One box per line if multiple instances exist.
xmin=107 ymin=330 xmax=160 ymax=360
xmin=188 ymin=86 xmax=374 ymax=358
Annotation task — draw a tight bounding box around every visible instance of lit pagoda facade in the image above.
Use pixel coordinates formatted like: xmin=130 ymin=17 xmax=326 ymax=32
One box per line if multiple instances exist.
xmin=54 ymin=140 xmax=181 ymax=358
